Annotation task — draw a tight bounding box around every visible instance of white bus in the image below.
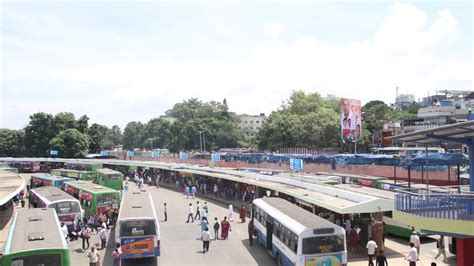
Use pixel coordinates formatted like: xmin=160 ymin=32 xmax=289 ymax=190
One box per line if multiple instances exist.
xmin=29 ymin=186 xmax=83 ymax=231
xmin=115 ymin=190 xmax=160 ymax=259
xmin=253 ymin=197 xmax=347 ymax=266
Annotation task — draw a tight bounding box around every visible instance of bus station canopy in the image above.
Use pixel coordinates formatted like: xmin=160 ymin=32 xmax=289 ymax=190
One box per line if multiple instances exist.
xmin=0 ymin=171 xmax=25 ymax=206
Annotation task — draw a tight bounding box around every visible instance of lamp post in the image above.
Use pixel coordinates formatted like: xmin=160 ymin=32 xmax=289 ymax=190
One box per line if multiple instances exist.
xmin=197 ymin=131 xmax=204 ymax=152
xmin=147 ymin=138 xmax=154 ymax=152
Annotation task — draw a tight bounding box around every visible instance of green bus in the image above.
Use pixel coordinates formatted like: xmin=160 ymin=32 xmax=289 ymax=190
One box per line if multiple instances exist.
xmin=51 ymin=168 xmax=98 ymax=181
xmin=1 ymin=208 xmax=71 ymax=266
xmin=63 ymin=181 xmax=120 ymax=216
xmin=0 ymin=167 xmax=19 ymax=174
xmin=95 ymin=168 xmax=124 ymax=190
xmin=64 ymin=161 xmax=103 ymax=171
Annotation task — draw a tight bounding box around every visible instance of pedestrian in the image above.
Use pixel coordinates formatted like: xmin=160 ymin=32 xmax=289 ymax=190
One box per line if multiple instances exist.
xmin=186 ymin=203 xmax=194 ymax=223
xmin=376 ymin=250 xmax=388 ymax=266
xmin=61 ymin=223 xmax=69 ymax=242
xmin=227 ymin=204 xmax=234 ymax=221
xmin=213 ymin=183 xmax=218 ymax=197
xmin=366 ymin=237 xmax=378 ymax=266
xmin=213 ymin=217 xmax=220 ymax=240
xmin=201 ymin=228 xmax=211 ymax=253
xmin=185 ymin=186 xmax=191 ymax=198
xmin=164 ymin=203 xmax=167 ymax=222
xmin=112 ymin=243 xmax=122 ymax=266
xmin=124 ymin=181 xmax=128 ymax=192
xmin=248 ymin=220 xmax=254 ymax=246
xmin=175 ymin=179 xmax=180 ymax=191
xmin=81 ymin=226 xmax=91 ymax=250
xmin=348 ymin=226 xmax=359 ymax=253
xmin=239 ymin=205 xmax=246 ymax=223
xmin=434 ymin=236 xmax=447 ymax=262
xmin=406 ymin=243 xmax=418 ymax=266
xmin=345 ymin=216 xmax=352 ymax=235
xmin=87 ymin=246 xmax=101 ymax=266
xmin=191 ymin=185 xmax=197 ymax=198
xmin=99 ymin=226 xmax=107 ymax=250
xmin=220 ymin=216 xmax=232 ymax=240
xmin=201 ymin=218 xmax=209 ymax=232
xmin=195 ymin=201 xmax=201 ymax=220
xmin=410 ymin=231 xmax=421 ymax=255
xmin=201 ymin=207 xmax=207 ymax=221
xmin=203 ymin=202 xmax=208 ymax=214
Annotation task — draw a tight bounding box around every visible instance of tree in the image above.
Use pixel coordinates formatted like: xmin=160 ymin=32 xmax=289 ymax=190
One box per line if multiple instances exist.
xmin=53 ymin=112 xmax=77 ymax=134
xmin=87 ymin=123 xmax=112 ymax=153
xmin=24 ymin=112 xmax=55 ymax=156
xmin=257 ymin=90 xmax=340 ymax=150
xmin=123 ymin=122 xmax=145 ymax=150
xmin=77 ymin=115 xmax=90 ymax=133
xmin=0 ymin=129 xmax=25 ymax=157
xmin=142 ymin=118 xmax=172 ymax=150
xmin=49 ymin=129 xmax=89 ymax=158
xmin=107 ymin=125 xmax=123 ymax=146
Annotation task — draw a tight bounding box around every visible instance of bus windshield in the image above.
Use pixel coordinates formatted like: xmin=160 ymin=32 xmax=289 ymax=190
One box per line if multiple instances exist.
xmin=120 ymin=220 xmax=156 ymax=237
xmin=302 ymin=235 xmax=345 ymax=254
xmin=50 ymin=201 xmax=81 ymax=215
xmin=98 ymin=193 xmax=117 ymax=205
xmin=12 ymin=253 xmax=61 ymax=266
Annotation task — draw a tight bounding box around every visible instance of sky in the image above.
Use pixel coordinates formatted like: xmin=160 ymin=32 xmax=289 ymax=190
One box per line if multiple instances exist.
xmin=1 ymin=1 xmax=472 ymax=130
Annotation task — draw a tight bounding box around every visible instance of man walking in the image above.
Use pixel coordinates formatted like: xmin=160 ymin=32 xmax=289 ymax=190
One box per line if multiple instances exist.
xmin=213 ymin=217 xmax=220 ymax=240
xmin=186 ymin=203 xmax=194 ymax=223
xmin=201 ymin=228 xmax=211 ymax=253
xmin=194 ymin=201 xmax=201 ymax=220
xmin=191 ymin=184 xmax=197 ymax=199
xmin=434 ymin=236 xmax=447 ymax=262
xmin=164 ymin=203 xmax=167 ymax=222
xmin=99 ymin=226 xmax=107 ymax=250
xmin=406 ymin=243 xmax=419 ymax=266
xmin=366 ymin=237 xmax=378 ymax=266
xmin=410 ymin=231 xmax=421 ymax=255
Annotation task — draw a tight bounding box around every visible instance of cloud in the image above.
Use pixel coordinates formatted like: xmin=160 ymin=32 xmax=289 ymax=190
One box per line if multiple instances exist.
xmin=263 ymin=22 xmax=287 ymax=38
xmin=1 ymin=3 xmax=471 ymax=130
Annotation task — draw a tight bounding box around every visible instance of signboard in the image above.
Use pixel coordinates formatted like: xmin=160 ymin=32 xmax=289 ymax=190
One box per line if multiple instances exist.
xmin=211 ymin=153 xmax=220 ymax=162
xmin=179 ymin=152 xmax=188 ymax=160
xmin=122 ymin=236 xmax=155 ymax=259
xmin=340 ymin=98 xmax=362 ymax=142
xmin=152 ymin=151 xmax=160 ymax=158
xmin=290 ymin=159 xmax=303 ymax=171
xmin=127 ymin=150 xmax=134 ymax=157
xmin=305 ymin=254 xmax=343 ymax=266
xmin=100 ymin=150 xmax=108 ymax=156
xmin=50 ymin=150 xmax=58 ymax=156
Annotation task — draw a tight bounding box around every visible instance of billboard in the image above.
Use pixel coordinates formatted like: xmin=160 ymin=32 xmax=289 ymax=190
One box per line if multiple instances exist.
xmin=340 ymin=98 xmax=362 ymax=142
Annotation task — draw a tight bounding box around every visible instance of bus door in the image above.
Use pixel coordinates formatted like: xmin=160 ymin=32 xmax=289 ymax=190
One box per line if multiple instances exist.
xmin=266 ymin=219 xmax=273 ymax=251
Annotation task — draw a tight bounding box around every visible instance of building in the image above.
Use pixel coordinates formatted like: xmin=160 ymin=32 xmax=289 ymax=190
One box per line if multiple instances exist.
xmin=395 ymin=94 xmax=415 ymax=108
xmin=237 ymin=113 xmax=266 ymax=137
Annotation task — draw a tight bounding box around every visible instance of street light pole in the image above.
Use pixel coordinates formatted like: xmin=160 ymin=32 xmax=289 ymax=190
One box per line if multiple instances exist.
xmin=203 ymin=132 xmax=206 ymax=153
xmin=197 ymin=131 xmax=204 ymax=152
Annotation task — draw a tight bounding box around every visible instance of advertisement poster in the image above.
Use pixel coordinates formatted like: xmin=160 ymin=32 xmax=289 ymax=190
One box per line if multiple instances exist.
xmin=122 ymin=237 xmax=155 ymax=258
xmin=340 ymin=98 xmax=362 ymax=142
xmin=305 ymin=255 xmax=343 ymax=266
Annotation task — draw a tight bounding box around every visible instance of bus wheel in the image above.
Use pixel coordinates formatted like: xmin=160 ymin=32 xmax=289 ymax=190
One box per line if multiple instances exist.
xmin=276 ymin=253 xmax=282 ymax=266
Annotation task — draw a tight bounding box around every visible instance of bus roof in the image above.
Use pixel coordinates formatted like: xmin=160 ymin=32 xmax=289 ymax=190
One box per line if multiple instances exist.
xmin=256 ymin=197 xmax=337 ymax=230
xmin=31 ymin=173 xmax=74 ymax=181
xmin=54 ymin=168 xmax=96 ymax=173
xmin=30 ymin=186 xmax=79 ymax=203
xmin=65 ymin=181 xmax=118 ymax=194
xmin=96 ymin=168 xmax=121 ymax=175
xmin=118 ymin=191 xmax=156 ymax=220
xmin=334 ymin=184 xmax=396 ymax=200
xmin=8 ymin=208 xmax=66 ymax=253
xmin=65 ymin=161 xmax=102 ymax=166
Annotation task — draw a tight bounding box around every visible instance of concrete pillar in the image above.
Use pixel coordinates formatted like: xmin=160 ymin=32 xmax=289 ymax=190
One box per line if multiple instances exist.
xmin=456 ymin=238 xmax=474 ymax=266
xmin=469 ymin=138 xmax=474 ymax=192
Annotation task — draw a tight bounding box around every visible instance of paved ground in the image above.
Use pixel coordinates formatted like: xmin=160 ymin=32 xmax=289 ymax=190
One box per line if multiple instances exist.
xmin=1 ymin=174 xmax=458 ymax=265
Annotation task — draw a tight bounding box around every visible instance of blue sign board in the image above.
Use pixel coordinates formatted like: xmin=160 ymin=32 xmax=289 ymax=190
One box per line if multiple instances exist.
xmin=50 ymin=150 xmax=58 ymax=156
xmin=211 ymin=153 xmax=221 ymax=162
xmin=152 ymin=151 xmax=160 ymax=158
xmin=100 ymin=150 xmax=108 ymax=156
xmin=180 ymin=152 xmax=188 ymax=160
xmin=290 ymin=159 xmax=303 ymax=171
xmin=127 ymin=150 xmax=134 ymax=157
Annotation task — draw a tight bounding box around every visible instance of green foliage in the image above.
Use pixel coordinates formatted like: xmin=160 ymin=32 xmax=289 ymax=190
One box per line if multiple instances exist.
xmin=24 ymin=112 xmax=56 ymax=156
xmin=49 ymin=129 xmax=89 ymax=158
xmin=257 ymin=90 xmax=340 ymax=150
xmin=142 ymin=118 xmax=172 ymax=150
xmin=123 ymin=121 xmax=145 ymax=150
xmin=0 ymin=129 xmax=25 ymax=157
xmin=87 ymin=123 xmax=112 ymax=153
xmin=77 ymin=115 xmax=90 ymax=133
xmin=107 ymin=125 xmax=123 ymax=146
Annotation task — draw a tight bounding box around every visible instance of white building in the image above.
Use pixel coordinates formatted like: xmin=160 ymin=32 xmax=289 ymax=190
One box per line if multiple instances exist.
xmin=395 ymin=94 xmax=415 ymax=108
xmin=237 ymin=113 xmax=266 ymax=137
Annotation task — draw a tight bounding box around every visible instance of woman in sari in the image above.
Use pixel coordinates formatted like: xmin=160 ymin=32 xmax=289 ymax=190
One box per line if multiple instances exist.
xmin=239 ymin=205 xmax=246 ymax=223
xmin=220 ymin=216 xmax=232 ymax=240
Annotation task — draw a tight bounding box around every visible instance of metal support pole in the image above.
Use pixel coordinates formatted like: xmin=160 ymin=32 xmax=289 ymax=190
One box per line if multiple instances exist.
xmin=394 ymin=166 xmax=397 ymax=185
xmin=203 ymin=133 xmax=206 ymax=152
xmin=457 ymin=164 xmax=461 ymax=193
xmin=408 ymin=166 xmax=411 ymax=188
xmin=469 ymin=138 xmax=474 ymax=192
xmin=448 ymin=164 xmax=451 ymax=185
xmin=425 ymin=145 xmax=429 ymax=190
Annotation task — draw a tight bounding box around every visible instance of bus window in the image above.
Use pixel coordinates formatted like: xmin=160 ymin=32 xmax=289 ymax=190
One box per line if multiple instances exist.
xmin=98 ymin=194 xmax=116 ymax=205
xmin=120 ymin=220 xmax=156 ymax=237
xmin=50 ymin=202 xmax=80 ymax=215
xmin=12 ymin=253 xmax=61 ymax=266
xmin=302 ymin=235 xmax=345 ymax=254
